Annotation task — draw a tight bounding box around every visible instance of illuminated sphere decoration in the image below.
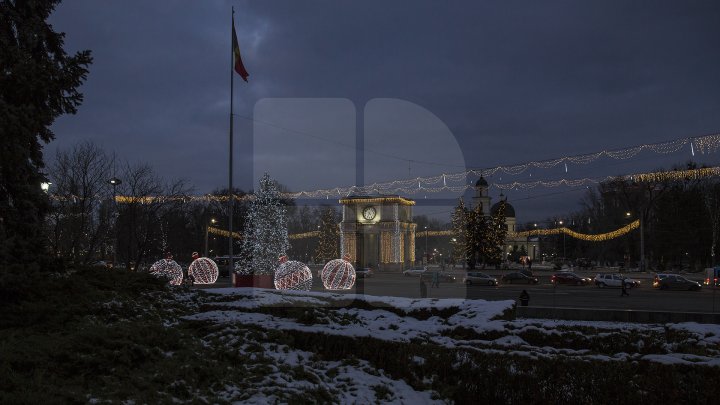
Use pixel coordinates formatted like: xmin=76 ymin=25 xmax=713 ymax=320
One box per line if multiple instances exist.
xmin=274 ymin=260 xmax=313 ymax=291
xmin=188 ymin=257 xmax=219 ymax=284
xmin=321 ymin=259 xmax=356 ymax=290
xmin=149 ymin=259 xmax=183 ymax=286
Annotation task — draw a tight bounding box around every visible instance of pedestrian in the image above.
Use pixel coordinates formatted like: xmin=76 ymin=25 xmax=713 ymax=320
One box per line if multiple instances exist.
xmin=432 ymin=270 xmax=440 ymax=288
xmin=420 ymin=277 xmax=428 ymax=298
xmin=621 ymin=279 xmax=629 ymax=297
xmin=519 ymin=290 xmax=530 ymax=307
xmin=528 ymin=258 xmax=533 ymax=270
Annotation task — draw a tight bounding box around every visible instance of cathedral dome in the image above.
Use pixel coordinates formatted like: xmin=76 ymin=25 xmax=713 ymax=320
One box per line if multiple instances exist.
xmin=491 ymin=200 xmax=515 ymax=218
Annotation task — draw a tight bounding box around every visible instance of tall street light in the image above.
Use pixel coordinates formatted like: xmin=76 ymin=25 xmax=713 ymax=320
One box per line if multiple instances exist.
xmin=558 ymin=220 xmax=565 ymax=261
xmin=451 ymin=238 xmax=456 ymax=269
xmin=108 ymin=177 xmax=122 ymax=268
xmin=424 ymin=226 xmax=428 ymax=265
xmin=204 ymin=218 xmax=217 ymax=257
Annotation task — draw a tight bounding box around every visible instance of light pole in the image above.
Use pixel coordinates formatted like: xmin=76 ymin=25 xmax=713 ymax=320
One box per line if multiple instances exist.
xmin=108 ymin=177 xmax=122 ymax=267
xmin=424 ymin=226 xmax=428 ymax=265
xmin=558 ymin=220 xmax=565 ymax=261
xmin=451 ymin=238 xmax=456 ymax=269
xmin=204 ymin=218 xmax=217 ymax=257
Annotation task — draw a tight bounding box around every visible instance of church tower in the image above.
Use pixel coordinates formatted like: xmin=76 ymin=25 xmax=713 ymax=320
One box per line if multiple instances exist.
xmin=472 ymin=177 xmax=492 ymax=216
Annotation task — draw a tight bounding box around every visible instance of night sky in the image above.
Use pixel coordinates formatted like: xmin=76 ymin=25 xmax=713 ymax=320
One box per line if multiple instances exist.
xmin=48 ymin=0 xmax=720 ymax=224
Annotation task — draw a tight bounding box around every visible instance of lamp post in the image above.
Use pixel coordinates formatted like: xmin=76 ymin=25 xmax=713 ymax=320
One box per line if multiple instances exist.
xmin=424 ymin=226 xmax=428 ymax=265
xmin=451 ymin=238 xmax=456 ymax=269
xmin=108 ymin=177 xmax=122 ymax=267
xmin=204 ymin=218 xmax=217 ymax=257
xmin=558 ymin=220 xmax=565 ymax=261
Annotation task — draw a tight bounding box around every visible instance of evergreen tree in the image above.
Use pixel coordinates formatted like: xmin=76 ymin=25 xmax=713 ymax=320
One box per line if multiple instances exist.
xmin=314 ymin=206 xmax=339 ymax=264
xmin=237 ymin=174 xmax=289 ymax=275
xmin=486 ymin=198 xmax=508 ymax=266
xmin=0 ymin=0 xmax=92 ymax=266
xmin=466 ymin=203 xmax=489 ymax=269
xmin=450 ymin=198 xmax=468 ymax=266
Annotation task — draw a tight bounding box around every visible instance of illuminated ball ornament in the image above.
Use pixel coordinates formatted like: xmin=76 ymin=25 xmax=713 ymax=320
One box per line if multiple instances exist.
xmin=188 ymin=255 xmax=219 ymax=284
xmin=274 ymin=255 xmax=313 ymax=291
xmin=149 ymin=259 xmax=183 ymax=286
xmin=321 ymin=254 xmax=356 ymax=290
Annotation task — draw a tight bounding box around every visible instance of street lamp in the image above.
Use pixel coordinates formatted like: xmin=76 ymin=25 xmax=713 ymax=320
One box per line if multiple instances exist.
xmin=558 ymin=220 xmax=566 ymax=261
xmin=108 ymin=177 xmax=122 ymax=268
xmin=424 ymin=226 xmax=428 ymax=265
xmin=451 ymin=238 xmax=456 ymax=269
xmin=204 ymin=218 xmax=217 ymax=257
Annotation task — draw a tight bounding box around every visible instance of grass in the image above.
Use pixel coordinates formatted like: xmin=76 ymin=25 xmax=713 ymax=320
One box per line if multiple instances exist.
xmin=2 ymin=266 xmax=720 ymax=404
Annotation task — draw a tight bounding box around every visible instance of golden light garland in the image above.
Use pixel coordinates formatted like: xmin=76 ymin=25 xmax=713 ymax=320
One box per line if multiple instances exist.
xmin=339 ymin=197 xmax=416 ymax=206
xmin=207 ymin=226 xmax=242 ymax=239
xmin=289 ymin=230 xmax=320 ymax=240
xmin=288 ymin=220 xmax=640 ymax=242
xmin=511 ymin=220 xmax=639 ymax=242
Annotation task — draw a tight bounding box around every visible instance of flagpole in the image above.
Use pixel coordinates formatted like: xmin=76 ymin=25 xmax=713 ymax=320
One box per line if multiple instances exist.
xmin=228 ymin=6 xmax=235 ymax=284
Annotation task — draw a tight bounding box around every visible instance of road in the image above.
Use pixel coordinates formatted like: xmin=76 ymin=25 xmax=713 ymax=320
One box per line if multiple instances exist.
xmin=201 ymin=269 xmax=720 ymax=313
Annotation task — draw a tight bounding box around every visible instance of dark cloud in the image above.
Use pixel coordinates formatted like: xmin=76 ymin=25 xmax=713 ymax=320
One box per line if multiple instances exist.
xmin=48 ymin=0 xmax=720 ymax=222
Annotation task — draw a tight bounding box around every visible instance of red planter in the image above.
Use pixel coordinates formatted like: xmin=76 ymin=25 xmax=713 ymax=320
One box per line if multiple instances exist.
xmin=233 ymin=274 xmax=274 ymax=289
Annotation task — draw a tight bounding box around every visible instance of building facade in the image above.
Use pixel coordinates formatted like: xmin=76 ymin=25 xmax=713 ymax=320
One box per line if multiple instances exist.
xmin=339 ymin=196 xmax=416 ymax=271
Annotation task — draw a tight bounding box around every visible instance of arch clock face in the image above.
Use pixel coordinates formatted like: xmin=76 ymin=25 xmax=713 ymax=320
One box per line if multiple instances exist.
xmin=362 ymin=206 xmax=376 ymax=220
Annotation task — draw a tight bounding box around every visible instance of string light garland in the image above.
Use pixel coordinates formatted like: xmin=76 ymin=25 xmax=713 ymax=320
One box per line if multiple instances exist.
xmin=97 ymin=165 xmax=720 ymax=204
xmin=207 ymin=226 xmax=242 ymax=239
xmin=288 ymin=220 xmax=640 ymax=242
xmin=289 ymin=230 xmax=320 ymax=240
xmin=321 ymin=256 xmax=356 ymax=290
xmin=188 ymin=257 xmax=219 ymax=284
xmin=149 ymin=259 xmax=183 ymax=285
xmin=512 ymin=220 xmax=640 ymax=242
xmin=274 ymin=257 xmax=313 ymax=291
xmin=54 ymin=155 xmax=720 ymax=204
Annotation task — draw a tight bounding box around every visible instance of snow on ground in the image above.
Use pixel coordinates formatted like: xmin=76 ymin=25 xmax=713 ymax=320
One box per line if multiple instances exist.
xmin=185 ymin=288 xmax=720 ymax=370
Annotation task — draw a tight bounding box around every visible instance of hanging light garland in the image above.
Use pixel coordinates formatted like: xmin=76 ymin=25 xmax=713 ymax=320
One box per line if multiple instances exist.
xmin=53 ymin=133 xmax=720 ymax=203
xmin=512 ymin=220 xmax=639 ymax=242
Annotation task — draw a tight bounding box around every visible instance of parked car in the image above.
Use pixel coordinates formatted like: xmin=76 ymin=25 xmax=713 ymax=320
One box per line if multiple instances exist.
xmin=551 ymin=272 xmax=592 ymax=286
xmin=403 ymin=267 xmax=427 ymax=277
xmin=463 ymin=272 xmax=498 ymax=286
xmin=652 ymin=273 xmax=671 ymax=288
xmin=594 ymin=273 xmax=641 ymax=288
xmin=575 ymin=258 xmax=594 ymax=269
xmin=704 ymin=267 xmax=720 ymax=286
xmin=654 ymin=274 xmax=702 ymax=291
xmin=501 ymin=272 xmax=539 ymax=284
xmin=213 ymin=256 xmax=240 ymax=277
xmin=356 ymin=268 xmax=373 ymax=278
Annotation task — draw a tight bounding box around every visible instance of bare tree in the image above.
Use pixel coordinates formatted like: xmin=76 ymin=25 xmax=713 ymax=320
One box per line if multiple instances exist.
xmin=116 ymin=163 xmax=191 ymax=270
xmin=46 ymin=141 xmax=113 ymax=264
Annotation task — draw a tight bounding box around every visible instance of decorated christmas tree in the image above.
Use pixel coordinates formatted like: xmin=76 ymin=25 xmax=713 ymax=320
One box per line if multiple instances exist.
xmin=486 ymin=198 xmax=508 ymax=266
xmin=450 ymin=198 xmax=469 ymax=266
xmin=314 ymin=206 xmax=339 ymax=263
xmin=236 ymin=174 xmax=289 ymax=275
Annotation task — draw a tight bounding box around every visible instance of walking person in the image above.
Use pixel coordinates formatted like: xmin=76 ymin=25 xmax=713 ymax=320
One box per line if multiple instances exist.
xmin=519 ymin=290 xmax=530 ymax=307
xmin=620 ymin=279 xmax=629 ymax=296
xmin=420 ymin=277 xmax=428 ymax=298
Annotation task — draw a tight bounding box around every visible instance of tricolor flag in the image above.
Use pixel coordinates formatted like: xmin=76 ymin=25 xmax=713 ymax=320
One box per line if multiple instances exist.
xmin=232 ymin=18 xmax=249 ymax=82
